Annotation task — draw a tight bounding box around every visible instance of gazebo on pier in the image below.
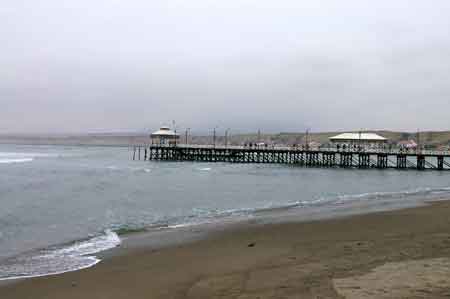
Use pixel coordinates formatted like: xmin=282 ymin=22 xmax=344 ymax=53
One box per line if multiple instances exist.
xmin=150 ymin=126 xmax=179 ymax=145
xmin=329 ymin=133 xmax=387 ymax=147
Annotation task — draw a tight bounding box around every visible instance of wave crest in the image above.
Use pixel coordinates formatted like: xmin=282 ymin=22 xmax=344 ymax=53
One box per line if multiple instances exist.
xmin=0 ymin=158 xmax=34 ymax=164
xmin=0 ymin=230 xmax=120 ymax=281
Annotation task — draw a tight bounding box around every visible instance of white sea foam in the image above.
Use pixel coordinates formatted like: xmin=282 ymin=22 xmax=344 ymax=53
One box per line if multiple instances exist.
xmin=106 ymin=165 xmax=152 ymax=173
xmin=0 ymin=152 xmax=59 ymax=158
xmin=144 ymin=186 xmax=450 ymax=233
xmin=183 ymin=186 xmax=450 ymax=226
xmin=0 ymin=230 xmax=120 ymax=281
xmin=167 ymin=223 xmax=195 ymax=229
xmin=131 ymin=167 xmax=151 ymax=173
xmin=198 ymin=167 xmax=212 ymax=171
xmin=156 ymin=186 xmax=450 ymax=233
xmin=0 ymin=152 xmax=61 ymax=165
xmin=334 ymin=187 xmax=450 ymax=203
xmin=0 ymin=158 xmax=34 ymax=164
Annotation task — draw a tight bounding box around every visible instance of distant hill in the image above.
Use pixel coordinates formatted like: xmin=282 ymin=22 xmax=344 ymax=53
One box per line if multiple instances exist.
xmin=1 ymin=130 xmax=450 ymax=149
xmin=192 ymin=130 xmax=450 ymax=149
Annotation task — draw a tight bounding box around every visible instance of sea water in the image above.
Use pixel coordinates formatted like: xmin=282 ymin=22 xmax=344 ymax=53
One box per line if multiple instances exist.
xmin=1 ymin=144 xmax=450 ymax=280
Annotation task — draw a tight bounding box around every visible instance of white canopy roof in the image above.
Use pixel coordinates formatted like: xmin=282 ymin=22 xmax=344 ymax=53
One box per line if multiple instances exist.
xmin=329 ymin=133 xmax=387 ymax=142
xmin=151 ymin=126 xmax=179 ymax=138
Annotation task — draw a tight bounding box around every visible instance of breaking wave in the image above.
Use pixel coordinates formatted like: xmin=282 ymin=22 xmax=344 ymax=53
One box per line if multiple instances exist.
xmin=0 ymin=230 xmax=120 ymax=281
xmin=0 ymin=152 xmax=60 ymax=158
xmin=1 ymin=185 xmax=448 ymax=281
xmin=148 ymin=186 xmax=450 ymax=230
xmin=0 ymin=158 xmax=34 ymax=164
xmin=0 ymin=152 xmax=62 ymax=165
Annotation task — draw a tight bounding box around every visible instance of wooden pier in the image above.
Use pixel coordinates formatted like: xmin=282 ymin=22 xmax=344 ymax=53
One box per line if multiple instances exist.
xmin=132 ymin=145 xmax=450 ymax=171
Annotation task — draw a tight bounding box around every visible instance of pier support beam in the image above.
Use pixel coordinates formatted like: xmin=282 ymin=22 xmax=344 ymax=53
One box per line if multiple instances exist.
xmin=141 ymin=145 xmax=449 ymax=171
xmin=397 ymin=155 xmax=407 ymax=169
xmin=358 ymin=154 xmax=371 ymax=168
xmin=438 ymin=156 xmax=444 ymax=170
xmin=376 ymin=154 xmax=388 ymax=169
xmin=417 ymin=155 xmax=425 ymax=170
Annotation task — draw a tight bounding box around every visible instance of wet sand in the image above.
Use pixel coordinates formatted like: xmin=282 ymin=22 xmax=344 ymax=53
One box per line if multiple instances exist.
xmin=2 ymin=201 xmax=450 ymax=298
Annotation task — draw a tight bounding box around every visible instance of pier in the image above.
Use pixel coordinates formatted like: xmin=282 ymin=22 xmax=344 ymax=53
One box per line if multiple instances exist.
xmin=132 ymin=144 xmax=450 ymax=171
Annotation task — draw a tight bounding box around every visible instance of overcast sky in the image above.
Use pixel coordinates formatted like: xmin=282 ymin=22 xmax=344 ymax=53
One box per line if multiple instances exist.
xmin=1 ymin=0 xmax=450 ymax=134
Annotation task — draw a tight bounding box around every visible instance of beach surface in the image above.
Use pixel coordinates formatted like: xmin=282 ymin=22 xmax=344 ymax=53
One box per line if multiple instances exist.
xmin=2 ymin=201 xmax=450 ymax=299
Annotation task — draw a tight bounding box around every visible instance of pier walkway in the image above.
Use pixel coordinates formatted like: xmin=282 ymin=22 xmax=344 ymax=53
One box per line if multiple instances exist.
xmin=132 ymin=144 xmax=450 ymax=171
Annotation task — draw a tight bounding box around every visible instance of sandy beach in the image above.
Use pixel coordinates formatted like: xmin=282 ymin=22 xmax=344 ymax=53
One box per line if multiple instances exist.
xmin=2 ymin=201 xmax=450 ymax=299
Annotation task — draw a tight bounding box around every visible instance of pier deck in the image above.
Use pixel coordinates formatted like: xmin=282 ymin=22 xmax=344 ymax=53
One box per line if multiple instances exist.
xmin=132 ymin=145 xmax=450 ymax=171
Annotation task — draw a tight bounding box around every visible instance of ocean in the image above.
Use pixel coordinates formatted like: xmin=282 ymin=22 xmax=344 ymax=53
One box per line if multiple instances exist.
xmin=1 ymin=144 xmax=450 ymax=280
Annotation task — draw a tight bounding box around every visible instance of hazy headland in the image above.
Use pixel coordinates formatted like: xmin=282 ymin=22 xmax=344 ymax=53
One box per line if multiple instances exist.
xmin=1 ymin=130 xmax=450 ymax=149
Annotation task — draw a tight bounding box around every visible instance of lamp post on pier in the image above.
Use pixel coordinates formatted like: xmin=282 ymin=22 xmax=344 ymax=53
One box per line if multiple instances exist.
xmin=225 ymin=128 xmax=230 ymax=148
xmin=359 ymin=129 xmax=362 ymax=152
xmin=213 ymin=126 xmax=218 ymax=148
xmin=417 ymin=129 xmax=421 ymax=155
xmin=185 ymin=128 xmax=190 ymax=145
xmin=305 ymin=128 xmax=310 ymax=151
xmin=172 ymin=120 xmax=177 ymax=146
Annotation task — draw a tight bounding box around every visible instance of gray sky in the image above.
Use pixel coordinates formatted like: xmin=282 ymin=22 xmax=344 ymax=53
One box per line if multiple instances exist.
xmin=1 ymin=0 xmax=450 ymax=134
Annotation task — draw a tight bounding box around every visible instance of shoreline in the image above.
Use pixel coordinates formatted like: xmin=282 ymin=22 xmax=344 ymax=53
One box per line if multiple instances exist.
xmin=0 ymin=188 xmax=430 ymax=283
xmin=2 ymin=200 xmax=450 ymax=298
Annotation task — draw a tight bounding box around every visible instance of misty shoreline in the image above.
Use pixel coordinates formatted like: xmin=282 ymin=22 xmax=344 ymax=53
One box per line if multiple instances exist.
xmin=1 ymin=130 xmax=450 ymax=148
